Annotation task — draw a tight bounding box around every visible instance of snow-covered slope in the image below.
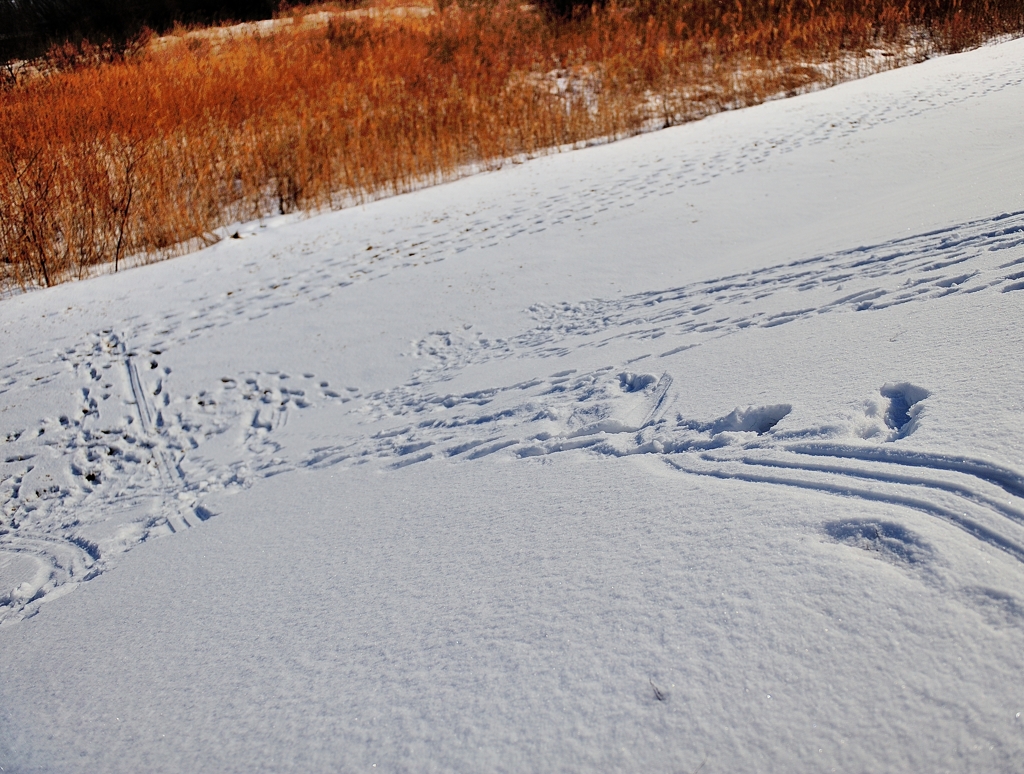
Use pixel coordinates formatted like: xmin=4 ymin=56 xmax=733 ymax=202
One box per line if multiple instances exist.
xmin=1 ymin=38 xmax=1023 ymax=773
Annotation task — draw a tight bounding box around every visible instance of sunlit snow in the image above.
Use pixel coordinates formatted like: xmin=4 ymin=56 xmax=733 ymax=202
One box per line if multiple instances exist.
xmin=1 ymin=36 xmax=1023 ymax=773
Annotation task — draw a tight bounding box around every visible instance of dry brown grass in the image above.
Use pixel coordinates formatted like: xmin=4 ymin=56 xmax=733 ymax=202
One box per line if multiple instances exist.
xmin=2 ymin=0 xmax=1022 ymax=290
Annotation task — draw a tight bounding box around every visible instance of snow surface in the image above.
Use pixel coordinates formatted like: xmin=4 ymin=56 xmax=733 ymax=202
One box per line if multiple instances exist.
xmin=1 ymin=37 xmax=1024 ymax=773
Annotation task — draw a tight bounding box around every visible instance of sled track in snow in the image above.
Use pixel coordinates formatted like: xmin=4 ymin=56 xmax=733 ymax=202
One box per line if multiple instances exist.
xmin=668 ymin=447 xmax=1024 ymax=567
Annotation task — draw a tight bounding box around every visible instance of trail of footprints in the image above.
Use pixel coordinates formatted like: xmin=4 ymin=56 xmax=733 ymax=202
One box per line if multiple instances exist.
xmin=2 ymin=212 xmax=1023 ymax=623
xmin=1 ymin=44 xmax=1006 ymax=356
xmin=403 ymin=209 xmax=1024 ymax=374
xmin=0 ymin=331 xmax=360 ymax=622
xmin=305 ymin=210 xmax=1024 ymax=617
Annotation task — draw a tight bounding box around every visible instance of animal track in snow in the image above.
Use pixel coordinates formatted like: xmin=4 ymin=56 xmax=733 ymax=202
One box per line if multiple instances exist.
xmin=317 ymin=212 xmax=1022 ymax=483
xmin=0 ymin=330 xmax=357 ymax=623
xmin=474 ymin=210 xmax=1024 ymax=371
xmin=2 ymin=208 xmax=1022 ymax=622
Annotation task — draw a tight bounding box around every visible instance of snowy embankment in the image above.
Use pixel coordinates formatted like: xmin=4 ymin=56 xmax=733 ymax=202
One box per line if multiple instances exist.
xmin=1 ymin=37 xmax=1023 ymax=772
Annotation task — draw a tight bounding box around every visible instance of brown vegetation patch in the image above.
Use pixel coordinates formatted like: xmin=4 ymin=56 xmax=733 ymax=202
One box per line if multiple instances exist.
xmin=2 ymin=0 xmax=1022 ymax=291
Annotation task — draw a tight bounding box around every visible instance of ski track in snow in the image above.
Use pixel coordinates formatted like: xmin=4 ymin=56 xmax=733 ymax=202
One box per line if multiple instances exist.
xmin=2 ymin=51 xmax=1024 ymax=622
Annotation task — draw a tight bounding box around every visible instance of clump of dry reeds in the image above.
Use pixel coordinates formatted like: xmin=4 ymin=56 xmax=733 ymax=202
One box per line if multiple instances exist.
xmin=2 ymin=0 xmax=1022 ymax=290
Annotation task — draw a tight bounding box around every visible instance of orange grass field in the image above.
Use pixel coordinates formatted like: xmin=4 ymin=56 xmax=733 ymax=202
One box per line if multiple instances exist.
xmin=2 ymin=0 xmax=1022 ymax=290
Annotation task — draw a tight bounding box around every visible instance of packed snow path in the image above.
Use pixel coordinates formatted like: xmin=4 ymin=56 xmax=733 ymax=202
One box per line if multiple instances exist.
xmin=1 ymin=36 xmax=1023 ymax=774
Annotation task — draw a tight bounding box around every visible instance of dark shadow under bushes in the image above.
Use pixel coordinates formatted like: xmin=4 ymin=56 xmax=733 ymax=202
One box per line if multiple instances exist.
xmin=0 ymin=0 xmax=278 ymax=62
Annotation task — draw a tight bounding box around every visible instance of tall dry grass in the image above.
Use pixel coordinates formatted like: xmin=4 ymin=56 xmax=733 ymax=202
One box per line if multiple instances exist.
xmin=2 ymin=0 xmax=1022 ymax=290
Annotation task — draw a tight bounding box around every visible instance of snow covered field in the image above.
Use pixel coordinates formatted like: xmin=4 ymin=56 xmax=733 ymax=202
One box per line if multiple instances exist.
xmin=1 ymin=36 xmax=1023 ymax=773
